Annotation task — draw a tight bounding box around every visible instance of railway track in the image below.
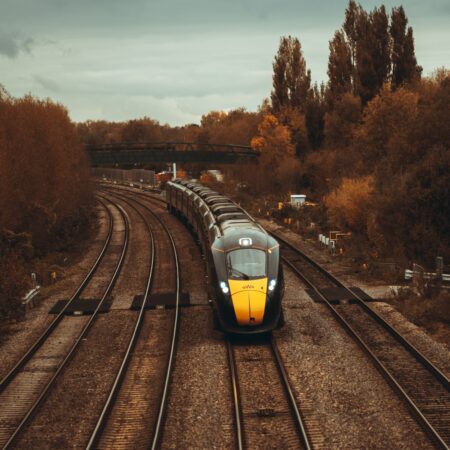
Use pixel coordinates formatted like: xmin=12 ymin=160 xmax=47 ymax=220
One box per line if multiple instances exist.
xmin=0 ymin=200 xmax=112 ymax=393
xmin=0 ymin=198 xmax=129 ymax=449
xmin=275 ymin=231 xmax=450 ymax=449
xmin=92 ymin=189 xmax=181 ymax=450
xmin=102 ymin=185 xmax=314 ymax=449
xmin=227 ymin=334 xmax=311 ymax=450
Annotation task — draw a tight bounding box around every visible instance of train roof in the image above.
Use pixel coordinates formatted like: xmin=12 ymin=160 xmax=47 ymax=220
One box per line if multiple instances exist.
xmin=168 ymin=179 xmax=278 ymax=251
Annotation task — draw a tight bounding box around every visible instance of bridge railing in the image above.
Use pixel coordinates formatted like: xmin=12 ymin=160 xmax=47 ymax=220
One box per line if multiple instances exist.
xmin=85 ymin=141 xmax=259 ymax=166
xmin=85 ymin=141 xmax=258 ymax=155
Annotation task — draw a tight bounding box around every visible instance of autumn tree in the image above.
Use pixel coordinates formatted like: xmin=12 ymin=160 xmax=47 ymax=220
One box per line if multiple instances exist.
xmin=200 ymin=108 xmax=261 ymax=146
xmin=354 ymin=5 xmax=391 ymax=103
xmin=305 ymin=83 xmax=326 ymax=149
xmin=0 ymin=94 xmax=93 ymax=319
xmin=369 ymin=147 xmax=450 ymax=264
xmin=343 ymin=0 xmax=360 ymax=94
xmin=353 ymin=75 xmax=449 ymax=264
xmin=271 ymin=38 xmax=289 ymax=113
xmin=324 ymin=92 xmax=361 ymax=148
xmin=188 ymin=109 xmax=263 ymax=182
xmin=390 ymin=6 xmax=422 ymax=89
xmin=327 ymin=30 xmax=353 ymax=105
xmin=370 ymin=6 xmax=391 ymax=95
xmin=271 ymin=36 xmax=311 ymax=113
xmin=0 ymin=96 xmax=92 ymax=252
xmin=413 ymin=71 xmax=450 ymax=156
xmin=250 ymin=114 xmax=298 ymax=192
xmin=330 ymin=2 xmax=418 ymax=105
xmin=298 ymin=149 xmax=339 ymax=195
xmin=121 ymin=117 xmax=163 ymax=142
xmin=251 ymin=115 xmax=295 ymax=162
xmin=324 ymin=176 xmax=374 ymax=233
xmin=77 ymin=120 xmax=123 ymax=146
xmin=354 ymin=84 xmax=418 ymax=172
xmin=276 ymin=107 xmax=308 ymax=156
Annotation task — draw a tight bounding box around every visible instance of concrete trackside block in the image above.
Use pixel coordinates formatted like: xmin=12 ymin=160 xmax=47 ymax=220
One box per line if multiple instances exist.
xmin=49 ymin=298 xmax=111 ymax=315
xmin=131 ymin=293 xmax=190 ymax=310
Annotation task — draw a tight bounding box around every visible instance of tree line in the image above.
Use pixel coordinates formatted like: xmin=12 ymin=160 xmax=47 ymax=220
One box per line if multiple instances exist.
xmin=270 ymin=1 xmax=422 ymax=153
xmin=0 ymin=90 xmax=92 ymax=321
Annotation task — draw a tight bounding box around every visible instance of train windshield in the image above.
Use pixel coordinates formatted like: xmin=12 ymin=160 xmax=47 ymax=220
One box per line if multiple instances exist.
xmin=226 ymin=249 xmax=266 ymax=279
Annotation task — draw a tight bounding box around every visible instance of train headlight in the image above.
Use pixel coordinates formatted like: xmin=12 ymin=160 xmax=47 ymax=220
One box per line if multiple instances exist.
xmin=220 ymin=281 xmax=229 ymax=294
xmin=239 ymin=237 xmax=252 ymax=247
xmin=268 ymin=279 xmax=277 ymax=292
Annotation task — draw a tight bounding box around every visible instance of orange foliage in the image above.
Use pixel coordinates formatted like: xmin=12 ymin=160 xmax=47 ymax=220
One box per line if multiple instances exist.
xmin=313 ymin=74 xmax=450 ymax=264
xmin=354 ymin=84 xmax=418 ymax=170
xmin=300 ymin=149 xmax=339 ymax=194
xmin=121 ymin=117 xmax=163 ymax=142
xmin=251 ymin=114 xmax=295 ymax=158
xmin=199 ymin=171 xmax=215 ymax=185
xmin=250 ymin=114 xmax=299 ymax=193
xmin=0 ymin=94 xmax=92 ymax=319
xmin=0 ymin=95 xmax=92 ymax=252
xmin=277 ymin=106 xmax=309 ymax=154
xmin=324 ymin=93 xmax=361 ymax=147
xmin=324 ymin=176 xmax=374 ymax=233
xmin=200 ymin=108 xmax=261 ymax=146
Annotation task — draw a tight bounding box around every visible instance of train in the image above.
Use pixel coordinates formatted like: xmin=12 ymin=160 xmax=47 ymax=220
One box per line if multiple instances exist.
xmin=166 ymin=179 xmax=284 ymax=334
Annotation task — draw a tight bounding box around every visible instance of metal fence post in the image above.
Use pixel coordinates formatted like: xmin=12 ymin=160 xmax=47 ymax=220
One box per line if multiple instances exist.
xmin=436 ymin=256 xmax=443 ymax=293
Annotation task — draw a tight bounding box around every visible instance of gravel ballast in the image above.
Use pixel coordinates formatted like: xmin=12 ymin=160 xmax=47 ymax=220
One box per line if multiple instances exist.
xmin=161 ymin=308 xmax=235 ymax=450
xmin=275 ymin=268 xmax=433 ymax=449
xmin=0 ymin=203 xmax=109 ymax=381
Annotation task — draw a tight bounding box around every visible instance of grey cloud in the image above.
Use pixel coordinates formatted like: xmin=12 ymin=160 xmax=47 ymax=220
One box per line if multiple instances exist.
xmin=0 ymin=0 xmax=342 ymax=36
xmin=0 ymin=0 xmax=447 ymax=32
xmin=0 ymin=0 xmax=448 ymax=125
xmin=34 ymin=75 xmax=61 ymax=93
xmin=0 ymin=33 xmax=34 ymax=58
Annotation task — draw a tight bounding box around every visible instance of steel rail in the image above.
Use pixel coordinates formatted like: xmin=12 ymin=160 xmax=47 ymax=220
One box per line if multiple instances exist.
xmin=85 ymin=195 xmax=155 ymax=449
xmin=275 ymin=232 xmax=449 ymax=450
xmin=270 ymin=336 xmax=312 ymax=450
xmin=142 ymin=199 xmax=180 ymax=450
xmin=100 ymin=183 xmax=166 ymax=206
xmin=105 ymin=185 xmax=313 ymax=449
xmin=99 ymin=188 xmax=182 ymax=450
xmin=0 ymin=198 xmax=113 ymax=395
xmin=226 ymin=339 xmax=244 ymax=450
xmin=226 ymin=335 xmax=311 ymax=450
xmin=274 ymin=232 xmax=450 ymax=389
xmin=3 ymin=198 xmax=130 ymax=450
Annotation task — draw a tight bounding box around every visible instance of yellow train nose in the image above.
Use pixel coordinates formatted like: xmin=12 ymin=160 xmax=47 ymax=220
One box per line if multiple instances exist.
xmin=228 ymin=279 xmax=267 ymax=326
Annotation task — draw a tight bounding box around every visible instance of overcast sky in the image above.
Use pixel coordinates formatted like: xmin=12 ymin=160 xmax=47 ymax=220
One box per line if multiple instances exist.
xmin=1 ymin=0 xmax=448 ymax=125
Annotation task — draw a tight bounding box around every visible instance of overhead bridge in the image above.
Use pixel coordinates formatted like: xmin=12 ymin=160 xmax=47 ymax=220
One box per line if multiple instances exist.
xmin=86 ymin=142 xmax=259 ymax=166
